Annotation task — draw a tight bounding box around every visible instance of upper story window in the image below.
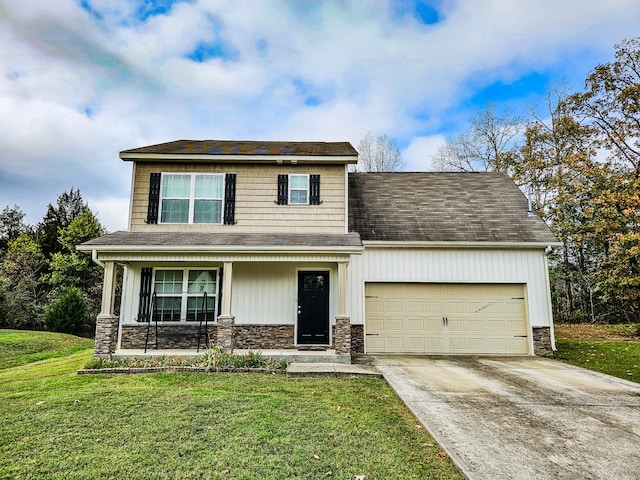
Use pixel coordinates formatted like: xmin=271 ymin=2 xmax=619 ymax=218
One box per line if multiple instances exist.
xmin=289 ymin=174 xmax=309 ymax=204
xmin=277 ymin=174 xmax=321 ymax=205
xmin=160 ymin=174 xmax=223 ymax=224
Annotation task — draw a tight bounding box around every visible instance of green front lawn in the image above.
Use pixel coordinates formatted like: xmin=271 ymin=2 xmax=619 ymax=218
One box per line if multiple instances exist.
xmin=0 ymin=331 xmax=461 ymax=480
xmin=0 ymin=329 xmax=93 ymax=370
xmin=554 ymin=324 xmax=640 ymax=383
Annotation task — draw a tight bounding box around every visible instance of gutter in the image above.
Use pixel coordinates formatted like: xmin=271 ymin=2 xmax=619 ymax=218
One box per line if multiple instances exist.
xmin=77 ymin=244 xmax=364 ymax=255
xmin=362 ymin=240 xmax=563 ymax=249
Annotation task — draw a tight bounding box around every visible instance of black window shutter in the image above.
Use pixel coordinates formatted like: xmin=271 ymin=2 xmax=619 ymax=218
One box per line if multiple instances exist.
xmin=138 ymin=267 xmax=153 ymax=322
xmin=223 ymin=174 xmax=236 ymax=225
xmin=146 ymin=173 xmax=161 ymax=224
xmin=309 ymin=175 xmax=321 ymax=205
xmin=277 ymin=174 xmax=288 ymax=205
xmin=217 ymin=267 xmax=224 ymax=317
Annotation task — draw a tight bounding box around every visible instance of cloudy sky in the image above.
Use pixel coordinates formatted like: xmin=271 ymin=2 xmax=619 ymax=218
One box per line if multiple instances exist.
xmin=1 ymin=0 xmax=639 ymax=231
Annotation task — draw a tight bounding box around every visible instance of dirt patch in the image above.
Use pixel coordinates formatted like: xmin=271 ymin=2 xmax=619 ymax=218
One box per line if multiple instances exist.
xmin=555 ymin=323 xmax=640 ymax=342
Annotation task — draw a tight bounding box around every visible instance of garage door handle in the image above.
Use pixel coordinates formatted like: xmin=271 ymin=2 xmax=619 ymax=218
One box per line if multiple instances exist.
xmin=366 ymin=333 xmax=379 ymax=336
xmin=443 ymin=317 xmax=448 ymax=326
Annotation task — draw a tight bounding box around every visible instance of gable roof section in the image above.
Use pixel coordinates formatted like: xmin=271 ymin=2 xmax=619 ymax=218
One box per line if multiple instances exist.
xmin=348 ymin=172 xmax=559 ymax=245
xmin=120 ymin=140 xmax=358 ymax=164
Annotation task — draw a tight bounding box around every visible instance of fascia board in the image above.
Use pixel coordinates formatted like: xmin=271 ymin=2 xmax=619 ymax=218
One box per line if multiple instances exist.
xmin=77 ymin=244 xmax=364 ymax=255
xmin=119 ymin=153 xmax=358 ymax=164
xmin=362 ymin=240 xmax=563 ymax=249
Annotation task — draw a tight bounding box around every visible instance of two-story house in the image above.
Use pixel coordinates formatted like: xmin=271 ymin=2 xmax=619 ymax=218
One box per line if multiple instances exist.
xmin=79 ymin=140 xmax=560 ymax=361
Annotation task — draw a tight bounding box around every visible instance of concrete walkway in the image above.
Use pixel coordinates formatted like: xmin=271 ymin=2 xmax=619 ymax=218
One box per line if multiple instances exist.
xmin=286 ymin=362 xmax=382 ymax=378
xmin=374 ymin=356 xmax=640 ymax=480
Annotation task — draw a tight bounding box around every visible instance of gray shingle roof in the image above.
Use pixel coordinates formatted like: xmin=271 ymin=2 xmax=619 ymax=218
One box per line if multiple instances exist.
xmin=120 ymin=140 xmax=358 ymax=158
xmin=80 ymin=232 xmax=363 ymax=249
xmin=348 ymin=172 xmax=558 ymax=244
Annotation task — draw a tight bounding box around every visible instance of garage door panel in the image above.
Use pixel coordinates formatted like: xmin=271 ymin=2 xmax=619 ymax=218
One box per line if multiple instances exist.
xmin=365 ymin=283 xmax=529 ymax=355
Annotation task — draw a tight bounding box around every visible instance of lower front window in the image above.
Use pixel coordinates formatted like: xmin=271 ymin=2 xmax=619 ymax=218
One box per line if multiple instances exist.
xmin=153 ymin=269 xmax=218 ymax=322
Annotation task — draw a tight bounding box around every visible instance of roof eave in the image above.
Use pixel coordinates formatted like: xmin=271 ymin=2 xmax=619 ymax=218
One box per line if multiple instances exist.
xmin=77 ymin=244 xmax=364 ymax=255
xmin=362 ymin=240 xmax=562 ymax=249
xmin=119 ymin=152 xmax=358 ymax=164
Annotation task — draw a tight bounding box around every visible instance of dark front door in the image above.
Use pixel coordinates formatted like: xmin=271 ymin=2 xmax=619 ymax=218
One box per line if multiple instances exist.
xmin=297 ymin=271 xmax=330 ymax=345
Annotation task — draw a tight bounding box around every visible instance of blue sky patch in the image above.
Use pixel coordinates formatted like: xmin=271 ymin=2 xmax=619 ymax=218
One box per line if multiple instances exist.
xmin=79 ymin=0 xmax=103 ymax=20
xmin=292 ymin=77 xmax=328 ymax=107
xmin=187 ymin=39 xmax=239 ymax=63
xmin=467 ymin=71 xmax=550 ymax=110
xmin=393 ymin=0 xmax=442 ymax=25
xmin=255 ymin=38 xmax=269 ymax=58
xmin=78 ymin=0 xmax=192 ymax=24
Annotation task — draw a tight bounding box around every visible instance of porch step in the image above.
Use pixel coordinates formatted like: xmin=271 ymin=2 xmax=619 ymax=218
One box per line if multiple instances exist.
xmin=286 ymin=362 xmax=382 ymax=378
xmin=236 ymin=349 xmax=350 ymax=364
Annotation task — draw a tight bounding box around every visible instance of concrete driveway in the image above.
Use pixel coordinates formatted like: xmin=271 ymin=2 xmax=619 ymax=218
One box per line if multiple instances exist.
xmin=373 ymin=356 xmax=640 ymax=480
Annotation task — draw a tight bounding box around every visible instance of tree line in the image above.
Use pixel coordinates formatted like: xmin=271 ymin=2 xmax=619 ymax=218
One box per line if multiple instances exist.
xmin=0 ymin=189 xmax=105 ymax=336
xmin=432 ymin=38 xmax=640 ymax=324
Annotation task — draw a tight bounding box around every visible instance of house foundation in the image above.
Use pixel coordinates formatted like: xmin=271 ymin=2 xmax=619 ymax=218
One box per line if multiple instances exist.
xmin=94 ymin=314 xmax=119 ymax=357
xmin=532 ymin=326 xmax=553 ymax=356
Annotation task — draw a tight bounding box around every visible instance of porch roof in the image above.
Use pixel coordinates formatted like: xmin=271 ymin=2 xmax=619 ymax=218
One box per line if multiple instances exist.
xmin=78 ymin=231 xmax=363 ymax=255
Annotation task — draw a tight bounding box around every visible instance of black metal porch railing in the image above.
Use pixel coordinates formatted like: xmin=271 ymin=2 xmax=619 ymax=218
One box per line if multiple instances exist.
xmin=143 ymin=292 xmax=211 ymax=353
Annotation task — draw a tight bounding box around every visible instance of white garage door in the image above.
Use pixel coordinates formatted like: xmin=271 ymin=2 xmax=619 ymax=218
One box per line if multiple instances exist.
xmin=365 ymin=283 xmax=529 ymax=355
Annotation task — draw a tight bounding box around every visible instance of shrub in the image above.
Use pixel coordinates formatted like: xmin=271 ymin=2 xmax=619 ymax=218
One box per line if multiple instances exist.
xmin=43 ymin=287 xmax=88 ymax=336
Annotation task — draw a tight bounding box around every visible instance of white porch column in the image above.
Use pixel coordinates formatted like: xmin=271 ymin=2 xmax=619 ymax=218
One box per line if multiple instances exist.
xmin=217 ymin=262 xmax=235 ymax=352
xmin=335 ymin=261 xmax=351 ymax=357
xmin=222 ymin=261 xmax=233 ymax=317
xmin=337 ymin=261 xmax=348 ymax=317
xmin=95 ymin=261 xmax=119 ymax=357
xmin=100 ymin=261 xmax=118 ymax=315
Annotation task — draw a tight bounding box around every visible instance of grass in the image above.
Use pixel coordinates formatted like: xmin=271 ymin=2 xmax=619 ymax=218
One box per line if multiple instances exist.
xmin=0 ymin=330 xmax=462 ymax=480
xmin=0 ymin=329 xmax=94 ymax=370
xmin=554 ymin=323 xmax=640 ymax=383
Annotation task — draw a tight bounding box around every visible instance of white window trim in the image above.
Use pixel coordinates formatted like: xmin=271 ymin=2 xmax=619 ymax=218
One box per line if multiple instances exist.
xmin=288 ymin=174 xmax=309 ymax=205
xmin=152 ymin=267 xmax=219 ymax=322
xmin=160 ymin=173 xmax=225 ymax=224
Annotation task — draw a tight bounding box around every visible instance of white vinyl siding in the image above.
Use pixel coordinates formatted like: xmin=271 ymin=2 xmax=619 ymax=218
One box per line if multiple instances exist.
xmin=349 ymin=247 xmax=555 ymax=354
xmin=160 ymin=173 xmax=223 ymax=224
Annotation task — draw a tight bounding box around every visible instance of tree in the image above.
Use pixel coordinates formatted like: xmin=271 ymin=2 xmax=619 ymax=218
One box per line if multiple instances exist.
xmin=355 ymin=132 xmax=404 ymax=172
xmin=0 ymin=234 xmax=47 ymax=329
xmin=562 ymin=38 xmax=640 ymax=320
xmin=432 ymin=104 xmax=522 ymax=173
xmin=0 ymin=205 xmax=28 ymax=255
xmin=36 ymin=188 xmax=89 ymax=258
xmin=43 ymin=287 xmax=89 ymax=336
xmin=566 ymin=38 xmax=640 ymax=173
xmin=45 ymin=211 xmax=106 ymax=324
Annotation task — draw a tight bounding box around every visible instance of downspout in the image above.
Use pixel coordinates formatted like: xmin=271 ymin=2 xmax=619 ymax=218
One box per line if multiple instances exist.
xmin=91 ymin=249 xmax=105 ymax=268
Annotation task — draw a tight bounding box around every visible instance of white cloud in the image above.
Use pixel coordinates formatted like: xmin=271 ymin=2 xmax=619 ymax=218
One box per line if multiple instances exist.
xmin=1 ymin=0 xmax=640 ymax=230
xmin=403 ymin=135 xmax=447 ymax=172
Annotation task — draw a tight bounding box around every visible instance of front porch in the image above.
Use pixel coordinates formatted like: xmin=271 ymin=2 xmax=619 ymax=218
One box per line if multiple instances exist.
xmin=82 ymin=232 xmax=364 ymax=363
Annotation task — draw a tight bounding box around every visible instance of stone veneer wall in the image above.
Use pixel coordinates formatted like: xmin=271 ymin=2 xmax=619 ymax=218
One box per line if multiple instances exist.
xmin=120 ymin=324 xmax=216 ymax=350
xmin=532 ymin=326 xmax=553 ymax=356
xmin=233 ymin=325 xmax=295 ymax=349
xmin=94 ymin=314 xmax=119 ymax=356
xmin=350 ymin=324 xmax=364 ymax=355
xmin=121 ymin=324 xmax=296 ymax=350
